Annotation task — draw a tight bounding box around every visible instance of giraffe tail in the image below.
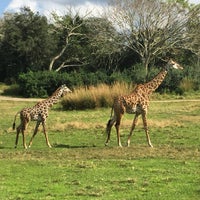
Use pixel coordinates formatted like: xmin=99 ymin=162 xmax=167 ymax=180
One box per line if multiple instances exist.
xmin=109 ymin=103 xmax=114 ymax=119
xmin=13 ymin=112 xmax=20 ymax=130
xmin=106 ymin=104 xmax=114 ymax=133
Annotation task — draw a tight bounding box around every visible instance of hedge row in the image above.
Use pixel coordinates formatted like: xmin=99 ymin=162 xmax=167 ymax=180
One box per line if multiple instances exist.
xmin=18 ymin=67 xmax=185 ymax=98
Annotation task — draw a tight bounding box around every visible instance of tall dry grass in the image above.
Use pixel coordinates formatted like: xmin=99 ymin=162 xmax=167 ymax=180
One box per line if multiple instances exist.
xmin=61 ymin=82 xmax=135 ymax=110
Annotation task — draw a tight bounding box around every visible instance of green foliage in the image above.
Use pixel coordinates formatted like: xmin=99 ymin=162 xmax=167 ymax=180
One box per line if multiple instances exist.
xmin=2 ymin=84 xmax=21 ymax=96
xmin=18 ymin=71 xmax=70 ymax=97
xmin=0 ymin=6 xmax=199 ymax=93
xmin=17 ymin=64 xmax=185 ymax=99
xmin=0 ymin=7 xmax=55 ymax=82
xmin=18 ymin=70 xmax=112 ymax=98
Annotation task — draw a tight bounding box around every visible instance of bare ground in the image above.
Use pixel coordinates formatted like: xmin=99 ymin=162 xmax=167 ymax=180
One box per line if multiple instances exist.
xmin=0 ymin=95 xmax=44 ymax=102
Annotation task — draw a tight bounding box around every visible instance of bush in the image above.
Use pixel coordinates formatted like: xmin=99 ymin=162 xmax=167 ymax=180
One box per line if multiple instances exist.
xmin=1 ymin=84 xmax=22 ymax=96
xmin=179 ymin=78 xmax=195 ymax=92
xmin=17 ymin=62 xmax=186 ymax=98
xmin=18 ymin=71 xmax=73 ymax=97
xmin=18 ymin=70 xmax=112 ymax=98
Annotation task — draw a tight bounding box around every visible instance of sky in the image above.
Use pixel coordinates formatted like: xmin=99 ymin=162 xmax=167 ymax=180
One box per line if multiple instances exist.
xmin=0 ymin=0 xmax=199 ymax=18
xmin=0 ymin=0 xmax=108 ymax=18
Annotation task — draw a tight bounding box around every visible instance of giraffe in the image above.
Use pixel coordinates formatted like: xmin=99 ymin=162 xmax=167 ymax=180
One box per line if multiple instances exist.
xmin=12 ymin=84 xmax=72 ymax=149
xmin=105 ymin=59 xmax=183 ymax=147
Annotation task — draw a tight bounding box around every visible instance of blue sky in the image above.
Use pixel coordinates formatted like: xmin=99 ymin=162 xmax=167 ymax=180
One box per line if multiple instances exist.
xmin=0 ymin=0 xmax=199 ymax=17
xmin=0 ymin=0 xmax=10 ymax=15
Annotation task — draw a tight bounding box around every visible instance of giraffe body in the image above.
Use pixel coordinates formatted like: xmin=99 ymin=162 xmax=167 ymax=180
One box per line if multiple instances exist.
xmin=105 ymin=59 xmax=183 ymax=147
xmin=13 ymin=85 xmax=71 ymax=149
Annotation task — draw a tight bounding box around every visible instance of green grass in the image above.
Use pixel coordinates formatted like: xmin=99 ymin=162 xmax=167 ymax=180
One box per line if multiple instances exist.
xmin=0 ymin=99 xmax=200 ymax=199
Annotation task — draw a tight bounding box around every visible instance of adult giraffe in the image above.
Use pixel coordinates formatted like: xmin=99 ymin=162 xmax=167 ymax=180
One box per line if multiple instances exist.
xmin=105 ymin=59 xmax=183 ymax=147
xmin=13 ymin=84 xmax=71 ymax=149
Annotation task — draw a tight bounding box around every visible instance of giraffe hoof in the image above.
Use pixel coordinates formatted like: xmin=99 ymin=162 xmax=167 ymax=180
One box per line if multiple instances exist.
xmin=105 ymin=142 xmax=109 ymax=146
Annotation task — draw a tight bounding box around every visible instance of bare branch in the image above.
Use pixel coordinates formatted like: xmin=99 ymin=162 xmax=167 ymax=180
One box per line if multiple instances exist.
xmin=49 ymin=10 xmax=87 ymax=71
xmin=105 ymin=0 xmax=192 ymax=75
xmin=55 ymin=63 xmax=86 ymax=72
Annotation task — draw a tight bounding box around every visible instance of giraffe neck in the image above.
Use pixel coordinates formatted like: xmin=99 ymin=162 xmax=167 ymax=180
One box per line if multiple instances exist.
xmin=144 ymin=69 xmax=168 ymax=94
xmin=44 ymin=87 xmax=63 ymax=108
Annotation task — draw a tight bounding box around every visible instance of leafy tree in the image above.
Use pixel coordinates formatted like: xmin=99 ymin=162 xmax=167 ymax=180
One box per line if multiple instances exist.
xmin=0 ymin=7 xmax=53 ymax=82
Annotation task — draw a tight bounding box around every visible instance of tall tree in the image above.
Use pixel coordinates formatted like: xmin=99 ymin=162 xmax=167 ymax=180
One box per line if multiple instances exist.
xmin=104 ymin=0 xmax=195 ymax=77
xmin=0 ymin=7 xmax=52 ymax=81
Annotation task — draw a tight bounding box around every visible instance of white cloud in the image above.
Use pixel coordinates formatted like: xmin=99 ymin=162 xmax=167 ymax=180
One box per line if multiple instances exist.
xmin=6 ymin=0 xmax=38 ymax=13
xmin=5 ymin=0 xmax=107 ymax=18
xmin=5 ymin=0 xmax=199 ymax=19
xmin=189 ymin=0 xmax=200 ymax=4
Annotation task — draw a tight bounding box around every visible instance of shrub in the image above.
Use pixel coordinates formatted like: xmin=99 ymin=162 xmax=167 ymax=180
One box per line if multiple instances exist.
xmin=179 ymin=78 xmax=195 ymax=92
xmin=18 ymin=70 xmax=112 ymax=98
xmin=18 ymin=71 xmax=70 ymax=97
xmin=1 ymin=84 xmax=22 ymax=96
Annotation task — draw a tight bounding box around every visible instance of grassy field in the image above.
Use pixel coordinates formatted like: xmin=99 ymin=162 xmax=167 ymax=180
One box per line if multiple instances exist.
xmin=0 ymin=99 xmax=200 ymax=199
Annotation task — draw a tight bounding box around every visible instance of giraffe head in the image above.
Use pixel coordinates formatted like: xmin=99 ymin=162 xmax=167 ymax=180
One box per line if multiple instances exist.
xmin=166 ymin=59 xmax=183 ymax=70
xmin=60 ymin=84 xmax=72 ymax=97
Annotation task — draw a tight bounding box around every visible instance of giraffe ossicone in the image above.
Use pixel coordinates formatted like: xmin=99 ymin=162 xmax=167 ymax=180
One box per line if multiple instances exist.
xmin=105 ymin=59 xmax=183 ymax=147
xmin=12 ymin=84 xmax=72 ymax=149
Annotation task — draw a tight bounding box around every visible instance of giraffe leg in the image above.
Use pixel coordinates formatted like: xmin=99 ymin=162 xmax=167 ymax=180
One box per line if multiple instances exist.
xmin=127 ymin=113 xmax=140 ymax=147
xmin=105 ymin=118 xmax=115 ymax=146
xmin=22 ymin=128 xmax=27 ymax=149
xmin=41 ymin=121 xmax=52 ymax=148
xmin=28 ymin=121 xmax=40 ymax=148
xmin=15 ymin=125 xmax=21 ymax=148
xmin=115 ymin=115 xmax=123 ymax=147
xmin=141 ymin=111 xmax=153 ymax=148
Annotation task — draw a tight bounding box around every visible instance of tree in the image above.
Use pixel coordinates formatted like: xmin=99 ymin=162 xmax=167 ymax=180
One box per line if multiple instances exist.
xmin=85 ymin=17 xmax=124 ymax=73
xmin=185 ymin=4 xmax=200 ymax=59
xmin=104 ymin=0 xmax=194 ymax=77
xmin=0 ymin=7 xmax=52 ymax=82
xmin=48 ymin=12 xmax=89 ymax=72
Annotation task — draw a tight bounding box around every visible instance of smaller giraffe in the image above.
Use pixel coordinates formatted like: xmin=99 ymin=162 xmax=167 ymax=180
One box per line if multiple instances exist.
xmin=105 ymin=59 xmax=183 ymax=147
xmin=13 ymin=84 xmax=72 ymax=149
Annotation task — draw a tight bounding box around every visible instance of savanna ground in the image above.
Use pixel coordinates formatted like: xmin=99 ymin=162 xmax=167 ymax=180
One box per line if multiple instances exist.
xmin=0 ymin=97 xmax=200 ymax=200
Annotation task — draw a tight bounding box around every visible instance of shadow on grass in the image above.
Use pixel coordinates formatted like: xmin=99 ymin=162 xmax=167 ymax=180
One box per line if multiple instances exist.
xmin=54 ymin=143 xmax=97 ymax=149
